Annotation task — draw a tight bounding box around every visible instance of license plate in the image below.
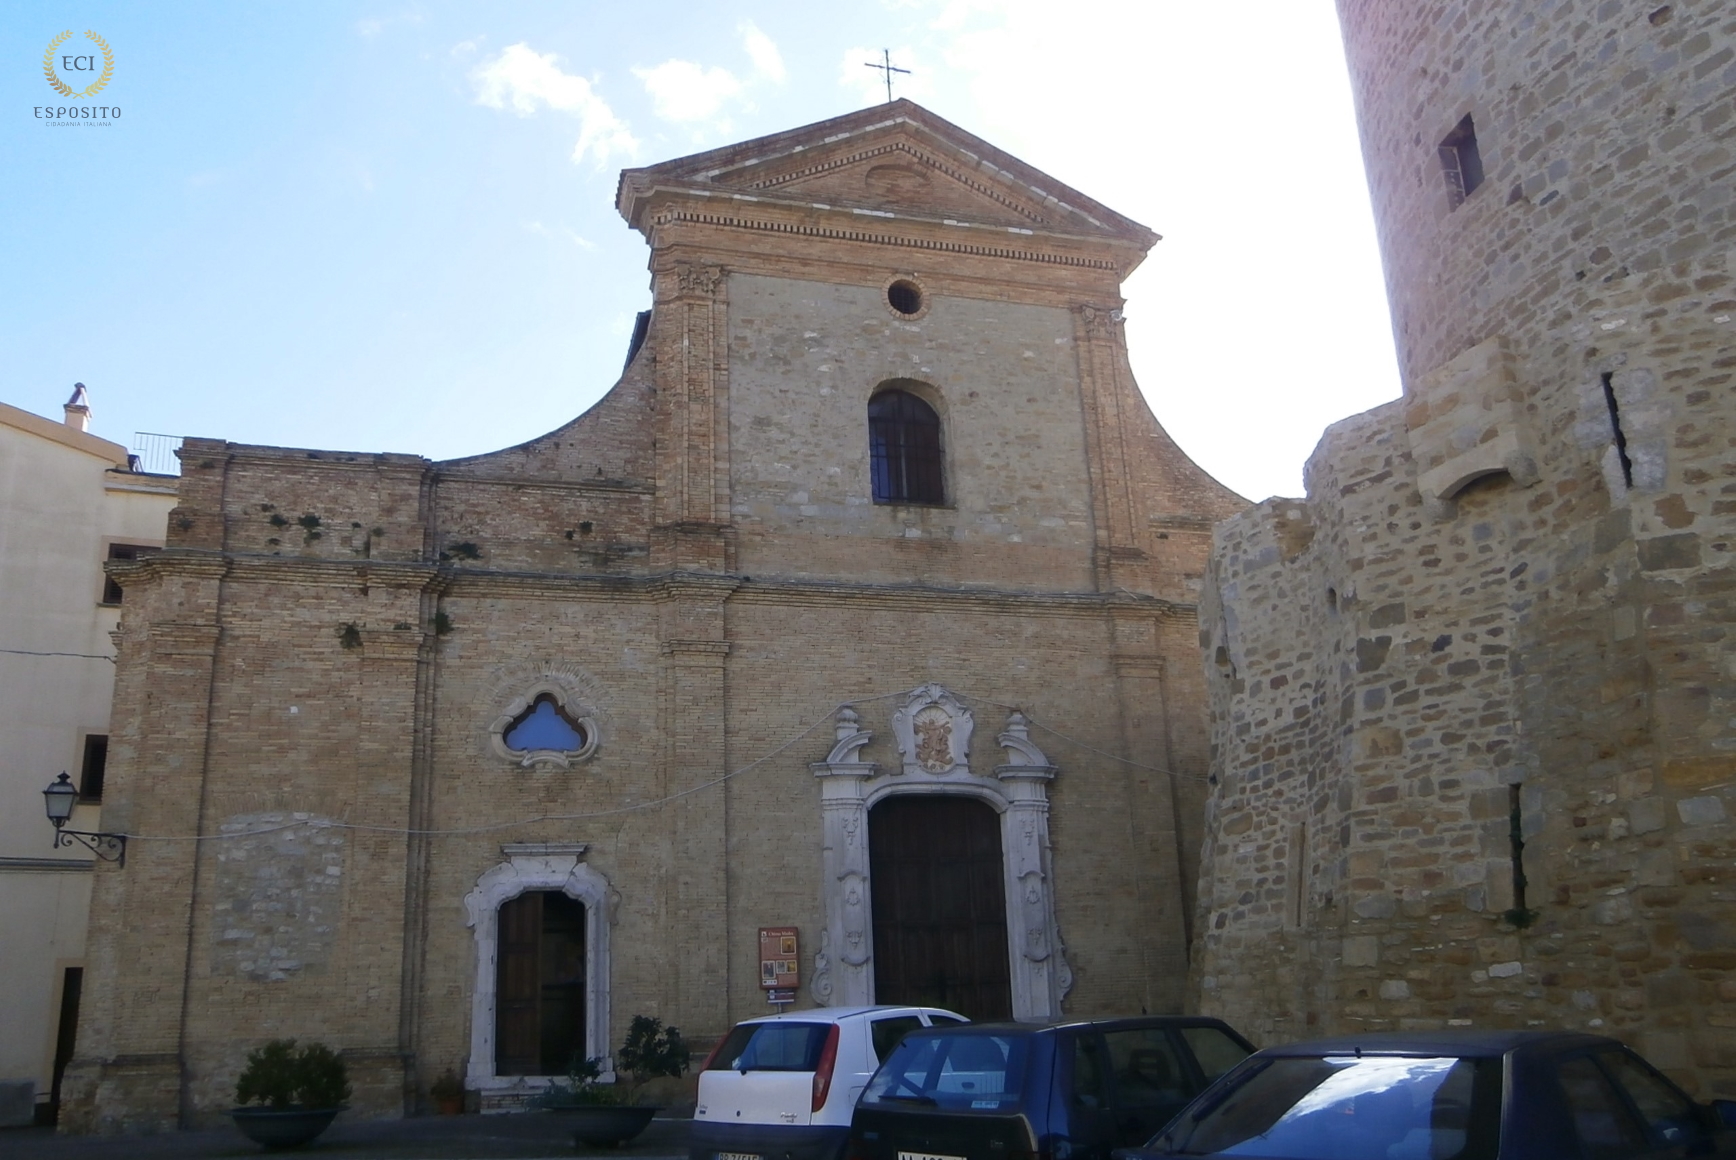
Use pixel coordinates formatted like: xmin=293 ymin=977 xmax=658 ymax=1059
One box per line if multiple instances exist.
xmin=718 ymin=1152 xmax=761 ymax=1160
xmin=899 ymin=1152 xmax=965 ymax=1160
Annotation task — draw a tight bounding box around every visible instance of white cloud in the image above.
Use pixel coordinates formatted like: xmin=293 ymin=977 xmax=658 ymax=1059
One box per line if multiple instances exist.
xmin=633 ymin=59 xmax=744 ymax=123
xmin=472 ymin=43 xmax=638 ymax=166
xmin=839 ymin=46 xmax=931 ymax=107
xmin=741 ymin=22 xmax=786 ymax=83
xmin=523 ymin=220 xmax=596 ymax=250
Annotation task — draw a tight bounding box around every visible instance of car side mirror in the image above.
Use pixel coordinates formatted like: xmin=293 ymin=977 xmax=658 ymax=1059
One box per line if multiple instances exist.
xmin=1710 ymin=1099 xmax=1736 ymax=1129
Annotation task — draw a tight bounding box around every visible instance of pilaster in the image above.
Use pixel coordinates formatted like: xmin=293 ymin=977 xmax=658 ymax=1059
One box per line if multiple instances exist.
xmin=650 ymin=260 xmax=733 ymax=571
xmin=351 ymin=622 xmax=428 ymax=1114
xmin=656 ymin=575 xmax=737 ymax=1036
xmin=1108 ymin=611 xmax=1189 ymax=1010
xmin=64 ymin=556 xmax=226 ymax=1134
xmin=1072 ymin=303 xmax=1147 ymax=592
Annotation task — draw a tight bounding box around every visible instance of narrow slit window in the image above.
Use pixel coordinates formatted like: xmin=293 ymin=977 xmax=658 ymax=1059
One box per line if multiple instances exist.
xmin=869 ymin=388 xmax=944 ymax=505
xmin=1508 ymin=784 xmax=1529 ymax=913
xmin=1601 ymin=372 xmax=1634 ymax=488
xmin=1287 ymin=821 xmax=1307 ymax=929
xmin=1439 ymin=115 xmax=1485 ymax=210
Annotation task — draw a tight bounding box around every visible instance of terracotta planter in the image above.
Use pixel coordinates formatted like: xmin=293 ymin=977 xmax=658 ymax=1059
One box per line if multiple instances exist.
xmin=553 ymin=1104 xmax=660 ymax=1147
xmin=229 ymin=1105 xmax=344 ymax=1150
xmin=435 ymin=1095 xmax=464 ymax=1115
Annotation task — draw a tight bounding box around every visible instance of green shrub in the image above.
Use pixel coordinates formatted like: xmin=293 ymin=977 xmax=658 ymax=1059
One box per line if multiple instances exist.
xmin=429 ymin=1067 xmax=464 ymax=1103
xmin=235 ymin=1039 xmax=352 ymax=1109
xmin=616 ymin=1015 xmax=689 ymax=1081
xmin=532 ymin=1055 xmax=621 ymax=1108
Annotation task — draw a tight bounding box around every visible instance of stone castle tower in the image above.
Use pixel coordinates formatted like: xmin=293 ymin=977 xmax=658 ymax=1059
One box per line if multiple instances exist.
xmin=1193 ymin=0 xmax=1735 ymax=1095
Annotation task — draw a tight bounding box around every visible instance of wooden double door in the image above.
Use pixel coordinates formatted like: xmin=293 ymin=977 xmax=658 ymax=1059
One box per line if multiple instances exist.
xmin=868 ymin=795 xmax=1013 ymax=1020
xmin=496 ymin=890 xmax=587 ymax=1076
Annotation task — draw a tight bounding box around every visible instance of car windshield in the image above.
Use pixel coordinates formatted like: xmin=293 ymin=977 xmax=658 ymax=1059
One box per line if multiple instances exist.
xmin=862 ymin=1031 xmax=1030 ymax=1112
xmin=708 ymin=1022 xmax=833 ymax=1072
xmin=1156 ymin=1055 xmax=1501 ymax=1160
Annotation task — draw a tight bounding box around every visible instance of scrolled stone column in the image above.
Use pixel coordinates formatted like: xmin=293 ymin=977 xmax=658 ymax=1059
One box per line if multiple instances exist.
xmin=810 ymin=707 xmax=876 ymax=1006
xmin=995 ymin=712 xmax=1070 ymax=1019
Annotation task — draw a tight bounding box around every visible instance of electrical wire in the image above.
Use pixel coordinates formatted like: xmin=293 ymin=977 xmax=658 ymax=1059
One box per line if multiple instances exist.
xmin=0 ymin=648 xmax=115 ymax=661
xmin=113 ymin=685 xmax=1206 ymax=845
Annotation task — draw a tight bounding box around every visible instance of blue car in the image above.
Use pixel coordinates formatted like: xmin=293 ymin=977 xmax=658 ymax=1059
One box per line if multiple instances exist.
xmin=1115 ymin=1029 xmax=1736 ymax=1159
xmin=846 ymin=1017 xmax=1257 ymax=1160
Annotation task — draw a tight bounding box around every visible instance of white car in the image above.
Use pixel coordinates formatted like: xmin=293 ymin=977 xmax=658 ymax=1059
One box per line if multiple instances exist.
xmin=689 ymin=1005 xmax=968 ymax=1160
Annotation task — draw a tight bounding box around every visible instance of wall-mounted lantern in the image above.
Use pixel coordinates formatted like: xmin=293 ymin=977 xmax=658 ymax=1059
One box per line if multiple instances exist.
xmin=42 ymin=772 xmax=127 ymax=864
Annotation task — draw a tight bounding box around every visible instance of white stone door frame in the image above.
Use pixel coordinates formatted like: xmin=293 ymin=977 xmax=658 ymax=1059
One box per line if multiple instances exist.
xmin=809 ymin=687 xmax=1070 ymax=1021
xmin=463 ymin=843 xmax=614 ymax=1097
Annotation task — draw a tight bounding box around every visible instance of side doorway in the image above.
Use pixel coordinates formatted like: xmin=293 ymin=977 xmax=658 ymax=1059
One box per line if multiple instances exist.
xmin=495 ymin=890 xmax=587 ymax=1076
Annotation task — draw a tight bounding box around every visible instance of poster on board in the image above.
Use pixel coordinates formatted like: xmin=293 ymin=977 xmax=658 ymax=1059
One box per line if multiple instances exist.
xmin=758 ymin=926 xmax=799 ymax=991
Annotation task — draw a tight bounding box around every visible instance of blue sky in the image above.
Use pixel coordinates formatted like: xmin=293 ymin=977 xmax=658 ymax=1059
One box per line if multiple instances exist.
xmin=3 ymin=1 xmax=1399 ymax=501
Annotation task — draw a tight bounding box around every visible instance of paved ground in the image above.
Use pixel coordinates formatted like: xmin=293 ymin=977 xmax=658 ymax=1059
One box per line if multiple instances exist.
xmin=0 ymin=1112 xmax=691 ymax=1160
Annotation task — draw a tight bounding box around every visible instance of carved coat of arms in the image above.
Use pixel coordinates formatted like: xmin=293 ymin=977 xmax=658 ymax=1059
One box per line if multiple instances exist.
xmin=912 ymin=707 xmax=953 ymax=773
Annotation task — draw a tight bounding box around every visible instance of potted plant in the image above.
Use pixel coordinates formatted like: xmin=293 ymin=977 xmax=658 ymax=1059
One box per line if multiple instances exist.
xmin=230 ymin=1038 xmax=351 ymax=1150
xmin=430 ymin=1067 xmax=465 ymax=1115
xmin=535 ymin=1016 xmax=689 ymax=1147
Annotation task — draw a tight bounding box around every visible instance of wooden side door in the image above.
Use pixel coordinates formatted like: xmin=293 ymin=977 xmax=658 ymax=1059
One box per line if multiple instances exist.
xmin=496 ymin=892 xmax=543 ymax=1076
xmin=496 ymin=891 xmax=588 ymax=1076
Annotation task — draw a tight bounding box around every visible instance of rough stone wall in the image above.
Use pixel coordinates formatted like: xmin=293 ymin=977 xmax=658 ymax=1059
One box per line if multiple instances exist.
xmin=1192 ymin=0 xmax=1736 ymax=1097
xmin=67 ymin=103 xmax=1244 ymax=1132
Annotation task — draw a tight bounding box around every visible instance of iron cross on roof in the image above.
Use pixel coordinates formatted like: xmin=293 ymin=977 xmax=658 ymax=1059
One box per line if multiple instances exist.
xmin=864 ymin=49 xmax=910 ymax=103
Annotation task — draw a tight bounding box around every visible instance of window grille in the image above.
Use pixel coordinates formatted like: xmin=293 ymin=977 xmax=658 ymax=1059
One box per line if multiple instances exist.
xmin=869 ymin=389 xmax=944 ymax=505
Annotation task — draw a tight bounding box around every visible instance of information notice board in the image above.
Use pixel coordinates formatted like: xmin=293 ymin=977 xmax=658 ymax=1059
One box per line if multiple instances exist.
xmin=758 ymin=926 xmax=800 ymax=993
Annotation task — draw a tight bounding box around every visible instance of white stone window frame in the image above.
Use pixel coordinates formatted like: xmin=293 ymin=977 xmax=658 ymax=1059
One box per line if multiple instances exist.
xmin=489 ymin=681 xmax=599 ymax=770
xmin=463 ymin=844 xmax=614 ymax=1096
xmin=809 ymin=686 xmax=1070 ymax=1022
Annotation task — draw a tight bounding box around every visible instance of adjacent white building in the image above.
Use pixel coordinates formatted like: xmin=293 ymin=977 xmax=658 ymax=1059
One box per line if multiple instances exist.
xmin=0 ymin=390 xmax=176 ymax=1125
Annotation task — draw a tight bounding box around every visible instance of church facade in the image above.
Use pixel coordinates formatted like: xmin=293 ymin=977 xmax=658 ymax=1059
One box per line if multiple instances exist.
xmin=64 ymin=101 xmax=1244 ymax=1131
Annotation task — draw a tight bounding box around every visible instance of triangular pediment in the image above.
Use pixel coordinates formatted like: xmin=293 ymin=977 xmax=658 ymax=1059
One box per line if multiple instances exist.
xmin=617 ymin=100 xmax=1156 ymax=249
xmin=722 ymin=137 xmax=1054 ymax=230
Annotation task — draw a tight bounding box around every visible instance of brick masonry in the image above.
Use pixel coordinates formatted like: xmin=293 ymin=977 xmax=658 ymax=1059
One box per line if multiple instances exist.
xmin=62 ymin=102 xmax=1245 ymax=1132
xmin=1192 ymin=0 xmax=1736 ymax=1096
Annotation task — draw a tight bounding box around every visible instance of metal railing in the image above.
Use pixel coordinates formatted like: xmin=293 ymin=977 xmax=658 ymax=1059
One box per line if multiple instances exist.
xmin=128 ymin=432 xmax=184 ymax=476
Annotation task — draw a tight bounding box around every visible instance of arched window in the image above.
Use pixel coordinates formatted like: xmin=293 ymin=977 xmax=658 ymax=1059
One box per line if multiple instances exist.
xmin=869 ymin=388 xmax=944 ymax=505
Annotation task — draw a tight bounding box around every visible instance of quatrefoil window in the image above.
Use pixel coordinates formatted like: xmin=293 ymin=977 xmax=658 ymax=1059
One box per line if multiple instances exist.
xmin=489 ymin=685 xmax=599 ymax=769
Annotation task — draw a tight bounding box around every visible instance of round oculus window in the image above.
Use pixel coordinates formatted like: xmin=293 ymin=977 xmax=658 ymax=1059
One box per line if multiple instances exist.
xmin=887 ymin=279 xmax=923 ymax=316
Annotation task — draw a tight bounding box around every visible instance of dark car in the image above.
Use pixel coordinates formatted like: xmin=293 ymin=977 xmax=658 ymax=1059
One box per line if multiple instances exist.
xmin=1115 ymin=1029 xmax=1736 ymax=1159
xmin=846 ymin=1016 xmax=1256 ymax=1160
